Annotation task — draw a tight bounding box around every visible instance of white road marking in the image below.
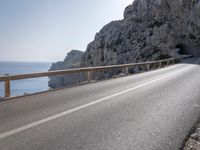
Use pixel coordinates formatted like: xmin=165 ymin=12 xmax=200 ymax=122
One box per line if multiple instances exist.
xmin=0 ymin=66 xmax=193 ymax=140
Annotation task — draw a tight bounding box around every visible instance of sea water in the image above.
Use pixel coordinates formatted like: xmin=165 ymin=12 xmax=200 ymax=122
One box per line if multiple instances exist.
xmin=0 ymin=61 xmax=51 ymax=97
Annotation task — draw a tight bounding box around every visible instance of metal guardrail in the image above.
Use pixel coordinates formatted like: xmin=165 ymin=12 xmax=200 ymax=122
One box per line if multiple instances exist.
xmin=0 ymin=55 xmax=191 ymax=98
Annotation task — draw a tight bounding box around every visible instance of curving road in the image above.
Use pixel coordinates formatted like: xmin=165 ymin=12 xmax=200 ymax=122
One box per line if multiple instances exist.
xmin=0 ymin=58 xmax=200 ymax=150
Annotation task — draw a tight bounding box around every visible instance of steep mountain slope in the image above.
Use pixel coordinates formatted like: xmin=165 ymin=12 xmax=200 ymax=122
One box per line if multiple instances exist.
xmin=83 ymin=0 xmax=200 ymax=67
xmin=49 ymin=0 xmax=200 ymax=88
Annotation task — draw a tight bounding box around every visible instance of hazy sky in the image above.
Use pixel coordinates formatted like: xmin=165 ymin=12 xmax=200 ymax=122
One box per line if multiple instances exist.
xmin=0 ymin=0 xmax=133 ymax=62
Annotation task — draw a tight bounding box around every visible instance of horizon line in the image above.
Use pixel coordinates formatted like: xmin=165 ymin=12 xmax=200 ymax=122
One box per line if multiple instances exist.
xmin=0 ymin=60 xmax=53 ymax=63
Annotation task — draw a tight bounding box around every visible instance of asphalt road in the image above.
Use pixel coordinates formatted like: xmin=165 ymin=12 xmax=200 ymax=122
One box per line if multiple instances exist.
xmin=0 ymin=58 xmax=200 ymax=150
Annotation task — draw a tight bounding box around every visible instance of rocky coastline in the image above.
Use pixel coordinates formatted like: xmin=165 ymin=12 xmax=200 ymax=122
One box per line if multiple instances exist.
xmin=48 ymin=50 xmax=85 ymax=88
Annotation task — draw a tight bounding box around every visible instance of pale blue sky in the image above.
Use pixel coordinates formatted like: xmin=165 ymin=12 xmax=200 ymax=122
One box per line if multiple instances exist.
xmin=0 ymin=0 xmax=133 ymax=62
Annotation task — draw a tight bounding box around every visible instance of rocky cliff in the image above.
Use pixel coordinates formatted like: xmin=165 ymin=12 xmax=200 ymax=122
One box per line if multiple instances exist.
xmin=49 ymin=0 xmax=200 ymax=88
xmin=83 ymin=0 xmax=200 ymax=67
xmin=48 ymin=50 xmax=84 ymax=88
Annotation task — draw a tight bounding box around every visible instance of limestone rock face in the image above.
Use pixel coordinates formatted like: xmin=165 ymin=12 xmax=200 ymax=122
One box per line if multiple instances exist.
xmin=83 ymin=0 xmax=200 ymax=67
xmin=49 ymin=0 xmax=200 ymax=88
xmin=48 ymin=50 xmax=84 ymax=88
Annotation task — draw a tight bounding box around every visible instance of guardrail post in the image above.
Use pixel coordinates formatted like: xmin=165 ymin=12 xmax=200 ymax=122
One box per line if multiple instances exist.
xmin=124 ymin=67 xmax=129 ymax=75
xmin=87 ymin=70 xmax=93 ymax=82
xmin=167 ymin=60 xmax=170 ymax=66
xmin=4 ymin=78 xmax=11 ymax=98
xmin=147 ymin=64 xmax=150 ymax=71
xmin=172 ymin=59 xmax=175 ymax=64
xmin=93 ymin=71 xmax=96 ymax=81
xmin=159 ymin=62 xmax=162 ymax=68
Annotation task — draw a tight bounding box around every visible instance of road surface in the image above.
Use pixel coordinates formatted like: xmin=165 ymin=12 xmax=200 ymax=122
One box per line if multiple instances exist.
xmin=0 ymin=58 xmax=200 ymax=150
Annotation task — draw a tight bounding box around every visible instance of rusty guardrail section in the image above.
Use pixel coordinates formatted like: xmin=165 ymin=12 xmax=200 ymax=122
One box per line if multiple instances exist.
xmin=0 ymin=55 xmax=191 ymax=98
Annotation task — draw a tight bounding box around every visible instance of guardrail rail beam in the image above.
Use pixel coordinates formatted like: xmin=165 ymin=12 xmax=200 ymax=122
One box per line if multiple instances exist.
xmin=0 ymin=55 xmax=191 ymax=99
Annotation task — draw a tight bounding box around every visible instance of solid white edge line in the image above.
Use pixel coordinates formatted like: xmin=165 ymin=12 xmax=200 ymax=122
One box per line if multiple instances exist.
xmin=0 ymin=66 xmax=192 ymax=140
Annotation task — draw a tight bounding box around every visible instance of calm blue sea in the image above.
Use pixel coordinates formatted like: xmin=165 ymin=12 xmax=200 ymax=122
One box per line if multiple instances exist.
xmin=0 ymin=61 xmax=52 ymax=97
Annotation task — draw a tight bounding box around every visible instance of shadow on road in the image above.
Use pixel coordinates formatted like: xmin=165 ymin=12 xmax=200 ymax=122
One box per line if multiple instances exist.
xmin=181 ymin=57 xmax=200 ymax=66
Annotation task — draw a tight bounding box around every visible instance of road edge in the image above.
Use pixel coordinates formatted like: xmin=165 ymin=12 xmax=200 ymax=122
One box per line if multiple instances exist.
xmin=181 ymin=117 xmax=200 ymax=150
